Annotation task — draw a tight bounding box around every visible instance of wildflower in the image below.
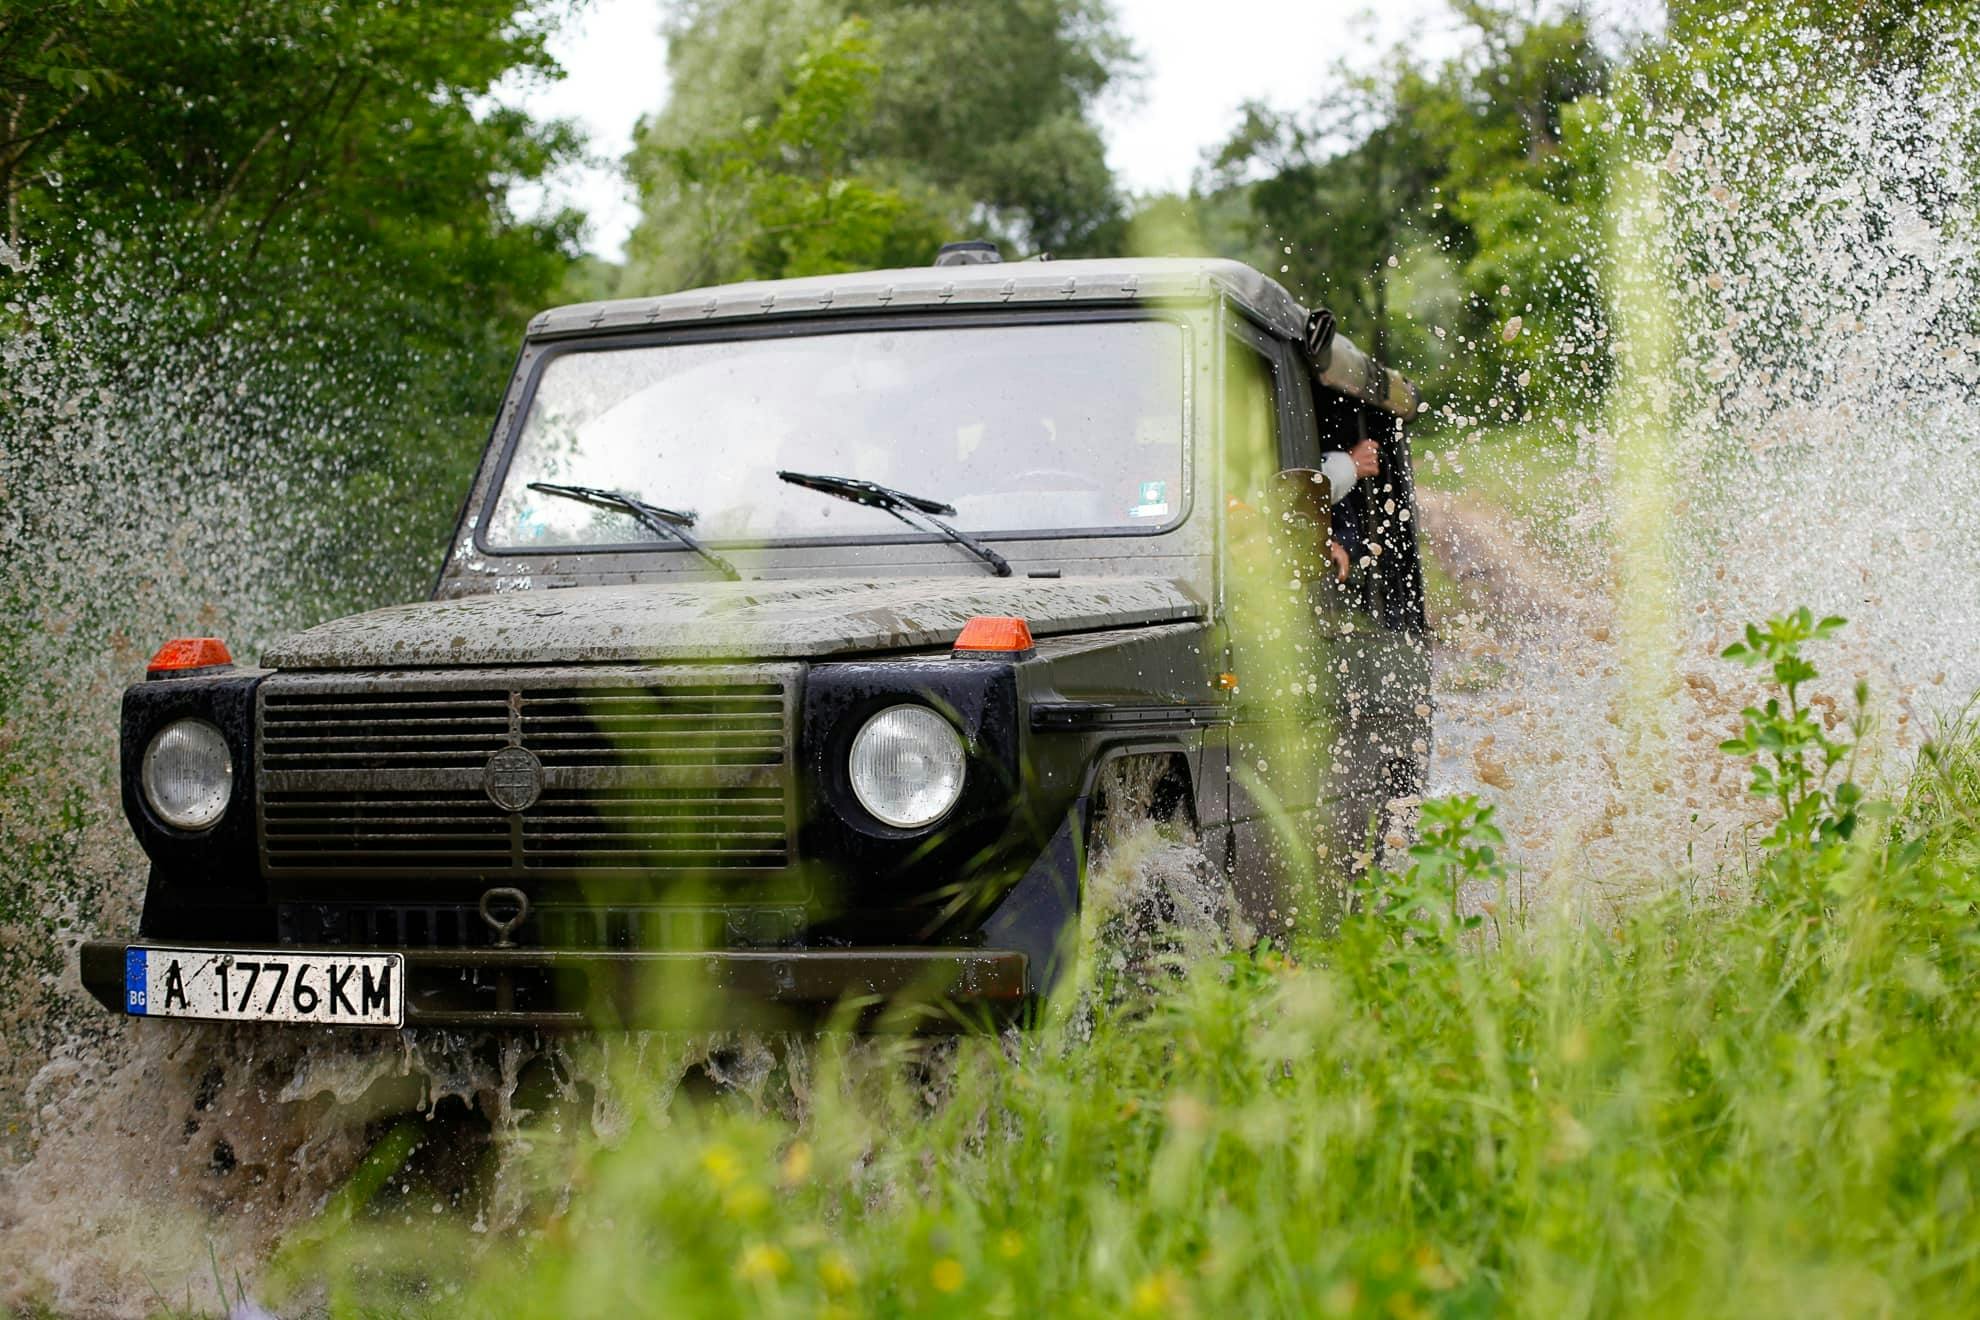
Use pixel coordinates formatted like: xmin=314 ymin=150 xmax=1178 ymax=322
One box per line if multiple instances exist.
xmin=1413 ymin=1245 xmax=1457 ymax=1290
xmin=997 ymin=1230 xmax=1024 ymax=1259
xmin=931 ymin=1258 xmax=965 ymax=1293
xmin=1129 ymin=1267 xmax=1189 ymax=1315
xmin=722 ymin=1183 xmax=770 ymax=1220
xmin=701 ymin=1142 xmax=742 ymax=1188
xmin=819 ymin=1251 xmax=857 ymax=1294
xmin=734 ymin=1242 xmax=790 ymax=1283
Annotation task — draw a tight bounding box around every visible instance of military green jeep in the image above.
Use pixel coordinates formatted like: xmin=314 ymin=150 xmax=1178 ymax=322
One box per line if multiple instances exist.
xmin=81 ymin=250 xmax=1429 ymax=1031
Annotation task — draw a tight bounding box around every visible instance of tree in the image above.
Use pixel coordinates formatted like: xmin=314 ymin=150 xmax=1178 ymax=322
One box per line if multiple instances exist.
xmin=1203 ymin=2 xmax=1610 ymax=407
xmin=0 ymin=0 xmax=587 ymax=598
xmin=623 ymin=0 xmax=1136 ymax=293
xmin=1209 ymin=59 xmax=1448 ymax=365
xmin=637 ymin=19 xmax=947 ymax=284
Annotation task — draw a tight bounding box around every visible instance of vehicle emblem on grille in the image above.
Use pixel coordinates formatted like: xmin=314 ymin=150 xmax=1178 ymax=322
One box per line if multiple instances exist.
xmin=483 ymin=746 xmax=543 ymax=813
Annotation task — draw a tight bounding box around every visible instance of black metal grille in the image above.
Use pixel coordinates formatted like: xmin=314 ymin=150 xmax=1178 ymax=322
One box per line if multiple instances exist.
xmin=521 ymin=686 xmax=785 ymax=768
xmin=261 ymin=690 xmax=510 ymax=770
xmin=257 ymin=667 xmax=797 ymax=879
xmin=520 ymin=786 xmax=789 ymax=870
xmin=262 ymin=790 xmax=512 ymax=871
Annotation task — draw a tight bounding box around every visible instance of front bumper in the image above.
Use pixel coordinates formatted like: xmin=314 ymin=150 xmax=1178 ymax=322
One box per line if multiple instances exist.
xmin=80 ymin=939 xmax=1031 ymax=1031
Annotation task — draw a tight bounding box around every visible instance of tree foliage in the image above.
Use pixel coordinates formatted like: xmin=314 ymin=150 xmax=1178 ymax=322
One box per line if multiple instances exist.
xmin=623 ymin=0 xmax=1135 ymax=293
xmin=1206 ymin=4 xmax=1609 ymax=408
xmin=0 ymin=0 xmax=586 ymax=597
xmin=1196 ymin=0 xmax=1979 ymax=417
xmin=637 ymin=19 xmax=948 ymax=283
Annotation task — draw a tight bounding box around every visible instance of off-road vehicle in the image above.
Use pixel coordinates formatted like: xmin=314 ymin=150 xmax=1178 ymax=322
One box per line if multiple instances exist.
xmin=81 ymin=250 xmax=1429 ymax=1031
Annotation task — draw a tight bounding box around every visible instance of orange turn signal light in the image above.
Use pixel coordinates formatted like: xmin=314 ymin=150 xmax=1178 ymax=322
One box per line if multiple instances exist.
xmin=147 ymin=637 xmax=233 ymax=675
xmin=953 ymin=615 xmax=1034 ymax=654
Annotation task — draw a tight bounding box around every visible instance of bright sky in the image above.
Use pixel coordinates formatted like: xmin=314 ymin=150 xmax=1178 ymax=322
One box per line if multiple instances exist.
xmin=496 ymin=0 xmax=1644 ymax=261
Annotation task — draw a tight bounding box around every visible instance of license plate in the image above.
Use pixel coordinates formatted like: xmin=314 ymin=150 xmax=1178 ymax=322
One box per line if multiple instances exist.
xmin=124 ymin=948 xmax=405 ymax=1027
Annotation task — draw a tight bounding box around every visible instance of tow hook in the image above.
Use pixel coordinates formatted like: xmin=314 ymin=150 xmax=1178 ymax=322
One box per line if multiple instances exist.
xmin=479 ymin=887 xmax=530 ymax=1014
xmin=479 ymin=887 xmax=530 ymax=948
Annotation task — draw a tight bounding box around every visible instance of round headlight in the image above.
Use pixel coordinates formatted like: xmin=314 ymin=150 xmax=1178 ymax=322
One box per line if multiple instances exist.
xmin=847 ymin=705 xmax=966 ymax=829
xmin=141 ymin=718 xmax=234 ymax=831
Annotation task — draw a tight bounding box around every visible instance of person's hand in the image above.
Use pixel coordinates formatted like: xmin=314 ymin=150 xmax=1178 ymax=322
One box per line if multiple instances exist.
xmin=1328 ymin=539 xmax=1351 ymax=583
xmin=1350 ymin=438 xmax=1380 ymax=478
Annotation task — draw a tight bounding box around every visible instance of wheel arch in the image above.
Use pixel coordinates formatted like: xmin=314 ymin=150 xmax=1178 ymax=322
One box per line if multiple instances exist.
xmin=1077 ymin=741 xmax=1200 ymax=842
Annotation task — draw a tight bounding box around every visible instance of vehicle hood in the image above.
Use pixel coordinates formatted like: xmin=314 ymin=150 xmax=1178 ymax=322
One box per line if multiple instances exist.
xmin=259 ymin=575 xmax=1205 ymax=669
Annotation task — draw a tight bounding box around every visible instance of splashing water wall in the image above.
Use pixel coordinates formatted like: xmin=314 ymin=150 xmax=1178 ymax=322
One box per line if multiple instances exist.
xmin=1425 ymin=26 xmax=1980 ymax=899
xmin=1 ymin=21 xmax=1978 ymax=1313
xmin=0 ymin=247 xmax=464 ymax=1311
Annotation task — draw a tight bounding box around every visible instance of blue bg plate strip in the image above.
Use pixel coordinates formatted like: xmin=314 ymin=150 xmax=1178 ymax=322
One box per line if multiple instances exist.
xmin=125 ymin=947 xmax=149 ymax=1015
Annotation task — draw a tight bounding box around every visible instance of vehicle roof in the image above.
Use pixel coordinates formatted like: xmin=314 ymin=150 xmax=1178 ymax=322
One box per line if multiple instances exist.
xmin=527 ymin=256 xmax=1421 ymax=421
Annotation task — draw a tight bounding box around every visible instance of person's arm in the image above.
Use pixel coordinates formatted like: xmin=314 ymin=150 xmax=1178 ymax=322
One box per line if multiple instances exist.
xmin=1319 ymin=451 xmax=1358 ymax=504
xmin=1318 ymin=438 xmax=1381 ymax=504
xmin=1327 ymin=539 xmax=1352 ymax=582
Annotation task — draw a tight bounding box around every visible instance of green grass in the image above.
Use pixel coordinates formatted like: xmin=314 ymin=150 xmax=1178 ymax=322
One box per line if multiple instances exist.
xmin=269 ymin=640 xmax=1980 ymax=1319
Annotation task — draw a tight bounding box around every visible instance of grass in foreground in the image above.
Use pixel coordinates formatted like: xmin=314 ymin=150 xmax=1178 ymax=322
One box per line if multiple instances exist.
xmin=271 ymin=619 xmax=1980 ymax=1318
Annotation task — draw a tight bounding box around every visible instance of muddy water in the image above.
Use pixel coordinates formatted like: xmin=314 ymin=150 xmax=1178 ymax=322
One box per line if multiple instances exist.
xmin=0 ymin=250 xmax=448 ymax=1312
xmin=5 ymin=26 xmax=1980 ymax=1316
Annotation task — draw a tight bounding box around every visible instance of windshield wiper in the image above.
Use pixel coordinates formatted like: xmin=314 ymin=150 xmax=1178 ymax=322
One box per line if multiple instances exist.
xmin=526 ymin=481 xmax=741 ymax=580
xmin=776 ymin=470 xmax=1011 ymax=577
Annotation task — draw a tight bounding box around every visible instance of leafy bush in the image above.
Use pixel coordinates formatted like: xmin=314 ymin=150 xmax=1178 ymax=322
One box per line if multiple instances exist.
xmin=1718 ymin=608 xmax=1868 ymax=909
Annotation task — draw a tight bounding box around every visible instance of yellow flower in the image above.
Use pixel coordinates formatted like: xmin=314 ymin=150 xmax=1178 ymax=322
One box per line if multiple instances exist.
xmin=723 ymin=1183 xmax=771 ymax=1220
xmin=819 ymin=1251 xmax=857 ymax=1295
xmin=1413 ymin=1244 xmax=1457 ymax=1291
xmin=930 ymin=1258 xmax=965 ymax=1293
xmin=996 ymin=1230 xmax=1024 ymax=1260
xmin=1385 ymin=1294 xmax=1429 ymax=1320
xmin=701 ymin=1142 xmax=742 ymax=1188
xmin=1129 ymin=1267 xmax=1189 ymax=1316
xmin=735 ymin=1242 xmax=790 ymax=1284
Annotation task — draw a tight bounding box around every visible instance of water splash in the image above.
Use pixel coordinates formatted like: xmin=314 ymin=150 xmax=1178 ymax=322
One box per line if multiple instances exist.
xmin=1424 ymin=25 xmax=1980 ymax=902
xmin=0 ymin=239 xmax=445 ymax=1312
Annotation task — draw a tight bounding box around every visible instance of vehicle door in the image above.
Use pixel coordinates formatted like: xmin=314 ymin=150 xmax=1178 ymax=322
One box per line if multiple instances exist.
xmin=1216 ymin=317 xmax=1332 ymax=929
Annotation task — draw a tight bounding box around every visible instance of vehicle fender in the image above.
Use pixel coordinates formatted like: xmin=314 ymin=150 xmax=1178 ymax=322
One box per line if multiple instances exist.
xmin=976 ymin=800 xmax=1086 ymax=1001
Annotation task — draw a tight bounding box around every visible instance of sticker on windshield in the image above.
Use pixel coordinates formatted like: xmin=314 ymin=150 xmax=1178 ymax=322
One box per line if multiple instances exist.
xmin=1129 ymin=479 xmax=1170 ymax=519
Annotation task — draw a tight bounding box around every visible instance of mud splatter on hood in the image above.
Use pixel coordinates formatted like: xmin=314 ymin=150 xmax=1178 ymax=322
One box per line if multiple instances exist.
xmin=259 ymin=575 xmax=1205 ymax=669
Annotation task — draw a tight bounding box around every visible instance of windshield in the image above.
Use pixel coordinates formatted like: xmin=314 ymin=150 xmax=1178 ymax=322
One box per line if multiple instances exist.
xmin=482 ymin=319 xmax=1188 ymax=550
